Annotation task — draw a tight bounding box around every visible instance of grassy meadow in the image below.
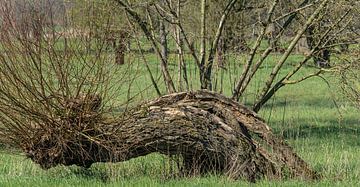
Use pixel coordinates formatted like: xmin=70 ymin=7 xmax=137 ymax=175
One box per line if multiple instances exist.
xmin=0 ymin=52 xmax=359 ymax=186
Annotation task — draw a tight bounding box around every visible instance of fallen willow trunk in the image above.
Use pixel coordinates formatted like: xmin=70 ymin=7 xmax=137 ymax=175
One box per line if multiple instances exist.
xmin=20 ymin=90 xmax=318 ymax=182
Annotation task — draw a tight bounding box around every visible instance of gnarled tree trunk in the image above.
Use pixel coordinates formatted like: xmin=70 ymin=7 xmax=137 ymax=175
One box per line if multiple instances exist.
xmin=23 ymin=91 xmax=319 ymax=182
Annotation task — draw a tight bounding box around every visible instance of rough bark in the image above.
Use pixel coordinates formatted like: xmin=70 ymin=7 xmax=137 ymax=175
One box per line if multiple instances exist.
xmin=22 ymin=91 xmax=319 ymax=182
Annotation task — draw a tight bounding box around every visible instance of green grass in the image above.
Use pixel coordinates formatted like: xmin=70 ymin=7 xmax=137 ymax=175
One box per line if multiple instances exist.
xmin=0 ymin=53 xmax=359 ymax=186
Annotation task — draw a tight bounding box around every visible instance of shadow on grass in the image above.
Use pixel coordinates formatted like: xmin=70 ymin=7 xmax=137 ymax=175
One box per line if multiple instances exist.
xmin=70 ymin=167 xmax=110 ymax=183
xmin=279 ymin=120 xmax=360 ymax=145
xmin=260 ymin=96 xmax=341 ymax=110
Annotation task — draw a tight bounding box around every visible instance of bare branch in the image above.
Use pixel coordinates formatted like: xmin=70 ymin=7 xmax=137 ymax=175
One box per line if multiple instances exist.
xmin=127 ymin=15 xmax=162 ymax=96
xmin=201 ymin=0 xmax=239 ymax=90
xmin=253 ymin=7 xmax=350 ymax=112
xmin=232 ymin=0 xmax=278 ymax=100
xmin=114 ymin=0 xmax=176 ymax=93
xmin=199 ymin=0 xmax=207 ymax=73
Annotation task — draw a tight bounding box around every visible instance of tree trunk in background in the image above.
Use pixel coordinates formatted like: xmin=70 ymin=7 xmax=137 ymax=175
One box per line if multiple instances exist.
xmin=306 ymin=25 xmax=330 ymax=67
xmin=266 ymin=23 xmax=279 ymax=51
xmin=115 ymin=30 xmax=127 ymax=65
xmin=296 ymin=37 xmax=311 ymax=54
xmin=160 ymin=19 xmax=168 ymax=65
xmin=216 ymin=37 xmax=227 ymax=67
xmin=200 ymin=0 xmax=207 ymax=89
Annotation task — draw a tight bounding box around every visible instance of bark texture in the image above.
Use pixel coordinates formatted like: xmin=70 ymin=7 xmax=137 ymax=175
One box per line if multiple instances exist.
xmin=23 ymin=90 xmax=319 ymax=182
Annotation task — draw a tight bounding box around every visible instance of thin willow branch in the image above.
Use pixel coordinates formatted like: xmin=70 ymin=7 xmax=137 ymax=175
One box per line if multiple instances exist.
xmin=199 ymin=0 xmax=207 ymax=73
xmin=127 ymin=16 xmax=162 ymax=96
xmin=272 ymin=3 xmax=313 ymax=23
xmin=232 ymin=0 xmax=278 ymax=100
xmin=236 ymin=47 xmax=273 ymax=99
xmin=162 ymin=2 xmax=201 ymax=68
xmin=201 ymin=0 xmax=239 ymax=90
xmin=283 ymin=70 xmax=324 ymax=85
xmin=114 ymin=0 xmax=176 ymax=93
xmin=174 ymin=0 xmax=189 ymax=91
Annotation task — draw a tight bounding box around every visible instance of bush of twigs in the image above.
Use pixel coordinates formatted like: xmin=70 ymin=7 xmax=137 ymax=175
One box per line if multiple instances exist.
xmin=0 ymin=1 xmax=131 ymax=168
